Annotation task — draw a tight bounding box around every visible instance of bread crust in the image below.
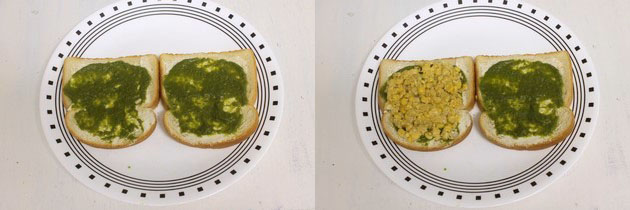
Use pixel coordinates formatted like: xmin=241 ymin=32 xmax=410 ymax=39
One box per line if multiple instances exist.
xmin=377 ymin=57 xmax=475 ymax=151
xmin=475 ymin=51 xmax=575 ymax=150
xmin=462 ymin=57 xmax=476 ymax=111
xmin=159 ymin=49 xmax=259 ymax=148
xmin=61 ymin=55 xmax=159 ymax=149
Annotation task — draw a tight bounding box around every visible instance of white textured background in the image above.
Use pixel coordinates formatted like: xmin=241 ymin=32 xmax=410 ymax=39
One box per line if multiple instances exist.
xmin=0 ymin=0 xmax=314 ymax=209
xmin=316 ymin=0 xmax=630 ymax=209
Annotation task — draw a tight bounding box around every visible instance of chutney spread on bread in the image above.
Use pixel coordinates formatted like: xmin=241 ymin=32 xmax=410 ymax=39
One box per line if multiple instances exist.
xmin=64 ymin=61 xmax=151 ymax=141
xmin=479 ymin=60 xmax=564 ymax=138
xmin=163 ymin=58 xmax=248 ymax=136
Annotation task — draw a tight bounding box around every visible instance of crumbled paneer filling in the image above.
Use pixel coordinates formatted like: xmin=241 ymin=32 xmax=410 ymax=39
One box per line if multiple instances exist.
xmin=384 ymin=63 xmax=466 ymax=143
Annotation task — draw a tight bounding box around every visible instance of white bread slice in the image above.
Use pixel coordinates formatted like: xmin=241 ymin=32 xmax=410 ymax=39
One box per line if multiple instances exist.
xmin=475 ymin=51 xmax=574 ymax=150
xmin=61 ymin=55 xmax=159 ymax=149
xmin=377 ymin=56 xmax=475 ymax=151
xmin=159 ymin=49 xmax=259 ymax=148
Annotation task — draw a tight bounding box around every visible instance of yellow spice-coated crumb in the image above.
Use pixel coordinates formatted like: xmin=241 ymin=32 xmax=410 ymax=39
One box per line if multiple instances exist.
xmin=385 ymin=62 xmax=466 ymax=143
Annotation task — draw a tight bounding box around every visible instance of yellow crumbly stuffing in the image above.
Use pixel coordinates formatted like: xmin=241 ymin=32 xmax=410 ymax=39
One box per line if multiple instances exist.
xmin=384 ymin=62 xmax=466 ymax=142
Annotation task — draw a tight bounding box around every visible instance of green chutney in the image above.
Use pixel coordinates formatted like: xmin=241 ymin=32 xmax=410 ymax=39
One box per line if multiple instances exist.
xmin=64 ymin=61 xmax=151 ymax=141
xmin=163 ymin=58 xmax=248 ymax=136
xmin=480 ymin=59 xmax=564 ymax=138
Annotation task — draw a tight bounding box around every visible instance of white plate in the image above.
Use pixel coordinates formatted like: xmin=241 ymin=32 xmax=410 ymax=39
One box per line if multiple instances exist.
xmin=354 ymin=0 xmax=599 ymax=208
xmin=39 ymin=0 xmax=283 ymax=206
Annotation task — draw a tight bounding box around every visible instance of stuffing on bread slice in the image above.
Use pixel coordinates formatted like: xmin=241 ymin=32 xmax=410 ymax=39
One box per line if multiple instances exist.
xmin=377 ymin=56 xmax=474 ymax=151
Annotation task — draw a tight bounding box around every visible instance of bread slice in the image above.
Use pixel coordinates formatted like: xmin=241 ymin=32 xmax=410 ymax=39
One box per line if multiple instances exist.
xmin=159 ymin=49 xmax=259 ymax=148
xmin=377 ymin=56 xmax=475 ymax=151
xmin=475 ymin=51 xmax=574 ymax=150
xmin=61 ymin=55 xmax=159 ymax=149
